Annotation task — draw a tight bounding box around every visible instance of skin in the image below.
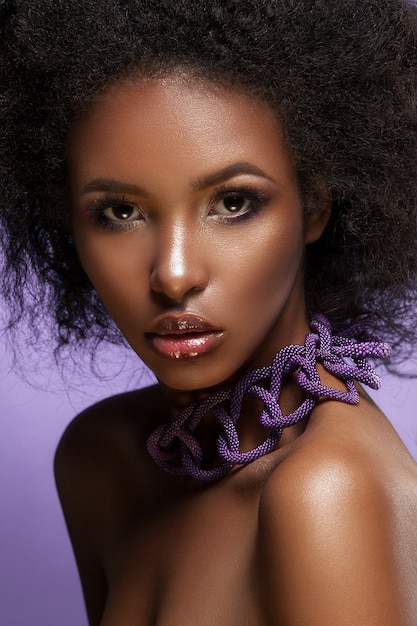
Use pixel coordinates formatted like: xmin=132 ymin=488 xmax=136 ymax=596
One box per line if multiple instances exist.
xmin=55 ymin=76 xmax=417 ymax=625
xmin=68 ymin=77 xmax=324 ymax=396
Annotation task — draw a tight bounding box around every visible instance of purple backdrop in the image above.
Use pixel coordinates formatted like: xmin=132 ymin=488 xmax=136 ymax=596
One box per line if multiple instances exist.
xmin=0 ymin=333 xmax=416 ymax=625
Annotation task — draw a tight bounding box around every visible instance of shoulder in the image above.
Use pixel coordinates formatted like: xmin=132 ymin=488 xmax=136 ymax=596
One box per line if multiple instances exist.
xmin=55 ymin=383 xmax=167 ymax=478
xmin=56 ymin=383 xmax=166 ymax=447
xmin=54 ymin=384 xmax=168 ymax=544
xmin=260 ymin=432 xmax=392 ymax=541
xmin=258 ymin=401 xmax=417 ymax=625
xmin=54 ymin=384 xmax=169 ymax=625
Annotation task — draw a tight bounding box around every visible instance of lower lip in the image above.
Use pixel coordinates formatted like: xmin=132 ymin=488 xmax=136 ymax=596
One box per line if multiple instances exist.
xmin=147 ymin=331 xmax=224 ymax=361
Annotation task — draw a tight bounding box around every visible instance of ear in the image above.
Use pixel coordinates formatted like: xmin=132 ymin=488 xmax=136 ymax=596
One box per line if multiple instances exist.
xmin=304 ymin=180 xmax=331 ymax=244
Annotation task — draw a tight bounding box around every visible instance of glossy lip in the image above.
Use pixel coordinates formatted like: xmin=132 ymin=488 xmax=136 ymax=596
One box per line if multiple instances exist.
xmin=146 ymin=314 xmax=224 ymax=360
xmin=147 ymin=314 xmax=219 ymax=335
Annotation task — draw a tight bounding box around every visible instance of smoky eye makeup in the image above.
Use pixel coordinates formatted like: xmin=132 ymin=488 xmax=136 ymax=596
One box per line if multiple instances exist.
xmin=208 ymin=184 xmax=272 ymax=223
xmin=81 ymin=180 xmax=273 ymax=232
xmin=85 ymin=195 xmax=144 ymax=231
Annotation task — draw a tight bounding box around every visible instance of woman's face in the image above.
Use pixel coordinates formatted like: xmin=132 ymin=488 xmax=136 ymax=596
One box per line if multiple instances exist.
xmin=69 ymin=77 xmax=325 ymax=392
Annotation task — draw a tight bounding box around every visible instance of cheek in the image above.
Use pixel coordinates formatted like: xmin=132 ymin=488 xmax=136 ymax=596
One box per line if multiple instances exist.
xmin=226 ymin=223 xmax=305 ymax=305
xmin=73 ymin=232 xmax=148 ymax=312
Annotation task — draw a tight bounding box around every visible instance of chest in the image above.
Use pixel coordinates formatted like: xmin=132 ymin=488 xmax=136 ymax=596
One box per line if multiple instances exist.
xmin=100 ymin=486 xmax=268 ymax=625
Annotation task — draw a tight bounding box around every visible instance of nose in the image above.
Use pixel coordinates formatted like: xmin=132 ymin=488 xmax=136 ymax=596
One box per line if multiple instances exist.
xmin=149 ymin=222 xmax=209 ymax=301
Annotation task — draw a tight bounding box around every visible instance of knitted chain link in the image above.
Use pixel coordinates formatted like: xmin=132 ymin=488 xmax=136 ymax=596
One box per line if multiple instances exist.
xmin=146 ymin=314 xmax=390 ymax=480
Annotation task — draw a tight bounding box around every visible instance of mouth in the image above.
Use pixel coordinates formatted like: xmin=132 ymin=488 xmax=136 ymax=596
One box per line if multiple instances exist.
xmin=146 ymin=314 xmax=224 ymax=360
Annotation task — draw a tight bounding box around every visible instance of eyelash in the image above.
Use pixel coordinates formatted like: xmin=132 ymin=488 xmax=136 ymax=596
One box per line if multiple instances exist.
xmin=209 ymin=185 xmax=269 ymax=224
xmin=86 ymin=195 xmax=142 ymax=232
xmin=86 ymin=185 xmax=270 ymax=232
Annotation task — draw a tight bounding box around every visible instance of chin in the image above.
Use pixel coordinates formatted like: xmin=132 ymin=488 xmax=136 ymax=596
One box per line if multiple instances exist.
xmin=156 ymin=366 xmax=238 ymax=396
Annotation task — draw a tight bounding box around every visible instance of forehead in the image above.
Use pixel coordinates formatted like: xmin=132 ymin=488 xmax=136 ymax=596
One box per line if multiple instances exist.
xmin=67 ymin=76 xmax=297 ymax=192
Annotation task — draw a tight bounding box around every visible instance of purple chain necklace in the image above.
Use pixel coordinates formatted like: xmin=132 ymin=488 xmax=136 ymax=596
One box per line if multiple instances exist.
xmin=147 ymin=314 xmax=390 ymax=481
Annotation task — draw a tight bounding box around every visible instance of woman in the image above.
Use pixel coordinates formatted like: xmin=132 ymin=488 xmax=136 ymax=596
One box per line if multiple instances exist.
xmin=1 ymin=0 xmax=417 ymax=624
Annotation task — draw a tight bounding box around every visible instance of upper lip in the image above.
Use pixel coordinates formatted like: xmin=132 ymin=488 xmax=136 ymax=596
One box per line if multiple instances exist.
xmin=146 ymin=314 xmax=219 ymax=335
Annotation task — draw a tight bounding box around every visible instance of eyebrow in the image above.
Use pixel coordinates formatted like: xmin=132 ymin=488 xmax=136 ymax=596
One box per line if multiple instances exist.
xmin=191 ymin=162 xmax=277 ymax=191
xmin=80 ymin=162 xmax=276 ymax=197
xmin=81 ymin=179 xmax=150 ymax=197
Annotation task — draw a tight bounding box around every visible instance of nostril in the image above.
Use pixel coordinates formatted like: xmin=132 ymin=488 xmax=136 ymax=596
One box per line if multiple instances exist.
xmin=149 ymin=262 xmax=209 ymax=301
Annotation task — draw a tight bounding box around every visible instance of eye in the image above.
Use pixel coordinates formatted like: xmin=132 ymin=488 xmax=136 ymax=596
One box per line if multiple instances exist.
xmin=209 ymin=187 xmax=269 ymax=222
xmin=87 ymin=197 xmax=143 ymax=231
xmin=213 ymin=193 xmax=252 ymax=216
xmin=102 ymin=202 xmax=141 ymax=222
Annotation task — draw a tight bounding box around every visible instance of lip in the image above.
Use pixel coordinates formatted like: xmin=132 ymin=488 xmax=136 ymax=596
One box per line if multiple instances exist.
xmin=147 ymin=314 xmax=219 ymax=335
xmin=146 ymin=314 xmax=224 ymax=360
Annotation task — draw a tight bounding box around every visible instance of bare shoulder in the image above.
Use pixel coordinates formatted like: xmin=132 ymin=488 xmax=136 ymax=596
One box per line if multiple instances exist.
xmin=258 ymin=396 xmax=417 ymax=625
xmin=54 ymin=384 xmax=168 ymax=626
xmin=56 ymin=382 xmax=166 ymax=442
xmin=55 ymin=384 xmax=167 ymax=479
xmin=54 ymin=383 xmax=170 ymax=522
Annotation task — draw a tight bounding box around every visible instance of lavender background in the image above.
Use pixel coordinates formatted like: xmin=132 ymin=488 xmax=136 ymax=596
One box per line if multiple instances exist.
xmin=0 ymin=332 xmax=416 ymax=626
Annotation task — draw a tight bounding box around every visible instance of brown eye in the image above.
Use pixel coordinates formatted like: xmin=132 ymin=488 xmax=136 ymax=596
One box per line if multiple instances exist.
xmin=103 ymin=202 xmax=140 ymax=222
xmin=213 ymin=193 xmax=252 ymax=215
xmin=208 ymin=187 xmax=269 ymax=224
xmin=87 ymin=197 xmax=144 ymax=232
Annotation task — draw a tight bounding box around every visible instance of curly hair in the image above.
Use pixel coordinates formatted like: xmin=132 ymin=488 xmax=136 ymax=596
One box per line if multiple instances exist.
xmin=1 ymin=0 xmax=417 ymax=366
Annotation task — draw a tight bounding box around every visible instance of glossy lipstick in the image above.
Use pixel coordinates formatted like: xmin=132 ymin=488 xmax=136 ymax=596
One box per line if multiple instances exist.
xmin=146 ymin=315 xmax=224 ymax=360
